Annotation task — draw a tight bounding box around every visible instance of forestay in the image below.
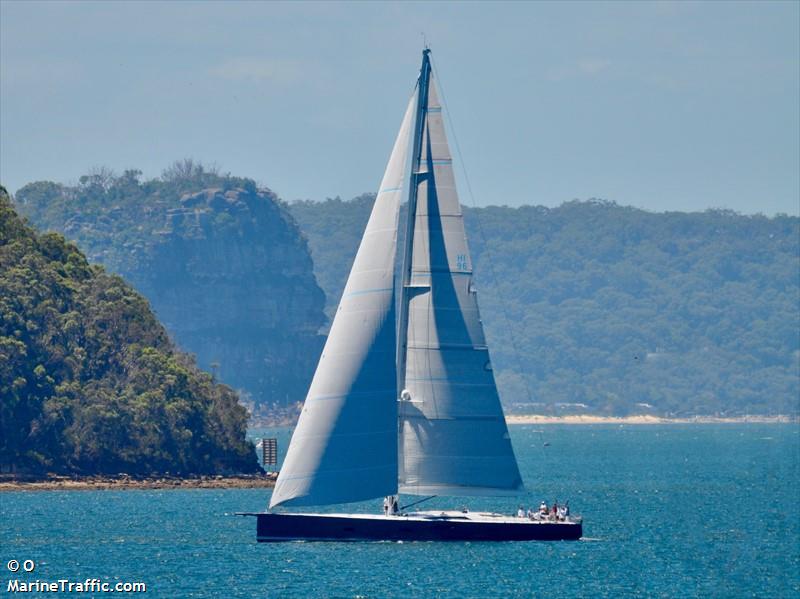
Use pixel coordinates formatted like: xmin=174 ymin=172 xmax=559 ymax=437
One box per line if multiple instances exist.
xmin=270 ymin=93 xmax=416 ymax=508
xmin=398 ymin=73 xmax=523 ymax=496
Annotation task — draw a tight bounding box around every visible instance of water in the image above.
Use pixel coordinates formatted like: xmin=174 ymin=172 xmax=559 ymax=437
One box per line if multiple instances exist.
xmin=2 ymin=425 xmax=798 ymax=597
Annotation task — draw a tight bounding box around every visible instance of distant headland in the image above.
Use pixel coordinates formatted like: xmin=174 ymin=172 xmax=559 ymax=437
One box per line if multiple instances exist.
xmin=13 ymin=168 xmax=799 ymax=419
xmin=1 ymin=186 xmax=260 ymax=478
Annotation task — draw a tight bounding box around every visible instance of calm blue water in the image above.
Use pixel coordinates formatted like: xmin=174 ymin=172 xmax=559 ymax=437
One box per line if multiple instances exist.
xmin=2 ymin=425 xmax=798 ymax=598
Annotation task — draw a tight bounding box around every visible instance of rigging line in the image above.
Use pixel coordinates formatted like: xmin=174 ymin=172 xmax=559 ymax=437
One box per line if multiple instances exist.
xmin=399 ymin=495 xmax=436 ymax=512
xmin=430 ymin=56 xmax=537 ymax=409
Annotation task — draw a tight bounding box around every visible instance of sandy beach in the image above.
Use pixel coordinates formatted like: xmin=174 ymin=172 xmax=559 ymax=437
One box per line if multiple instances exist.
xmin=505 ymin=414 xmax=797 ymax=425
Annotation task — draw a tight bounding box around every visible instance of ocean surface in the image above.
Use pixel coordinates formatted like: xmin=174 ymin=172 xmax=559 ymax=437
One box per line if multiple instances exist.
xmin=2 ymin=424 xmax=798 ymax=598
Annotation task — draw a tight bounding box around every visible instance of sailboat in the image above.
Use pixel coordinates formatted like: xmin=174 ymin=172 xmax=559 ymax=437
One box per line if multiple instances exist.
xmin=242 ymin=49 xmax=582 ymax=542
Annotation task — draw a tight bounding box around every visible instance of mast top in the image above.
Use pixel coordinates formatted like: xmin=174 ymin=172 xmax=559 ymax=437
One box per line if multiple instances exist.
xmin=418 ymin=48 xmax=432 ymax=89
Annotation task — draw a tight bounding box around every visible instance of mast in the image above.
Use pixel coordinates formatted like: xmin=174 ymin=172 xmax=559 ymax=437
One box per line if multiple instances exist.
xmin=396 ymin=48 xmax=431 ymax=396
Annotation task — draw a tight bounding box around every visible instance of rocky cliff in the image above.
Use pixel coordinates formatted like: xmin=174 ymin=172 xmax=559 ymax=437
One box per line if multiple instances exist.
xmin=15 ymin=166 xmax=326 ymax=413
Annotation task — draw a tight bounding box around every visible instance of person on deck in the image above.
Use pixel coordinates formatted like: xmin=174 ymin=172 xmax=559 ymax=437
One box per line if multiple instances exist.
xmin=517 ymin=506 xmax=525 ymax=518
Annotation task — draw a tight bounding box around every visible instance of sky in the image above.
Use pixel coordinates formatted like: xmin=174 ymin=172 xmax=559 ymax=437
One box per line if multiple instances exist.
xmin=1 ymin=0 xmax=798 ymax=215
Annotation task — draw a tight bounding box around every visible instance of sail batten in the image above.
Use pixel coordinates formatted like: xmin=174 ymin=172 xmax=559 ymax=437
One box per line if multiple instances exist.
xmin=398 ymin=485 xmax=523 ymax=497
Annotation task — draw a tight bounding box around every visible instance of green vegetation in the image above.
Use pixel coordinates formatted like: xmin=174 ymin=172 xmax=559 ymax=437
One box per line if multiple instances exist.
xmin=0 ymin=186 xmax=260 ymax=475
xmin=14 ymin=162 xmax=261 ymax=277
xmin=15 ymin=161 xmax=326 ymax=414
xmin=289 ymin=196 xmax=800 ymax=417
xmin=10 ymin=161 xmax=798 ymax=419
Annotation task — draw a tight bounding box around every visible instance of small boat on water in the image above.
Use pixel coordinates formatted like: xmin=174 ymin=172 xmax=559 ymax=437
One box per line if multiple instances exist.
xmin=241 ymin=49 xmax=582 ymax=542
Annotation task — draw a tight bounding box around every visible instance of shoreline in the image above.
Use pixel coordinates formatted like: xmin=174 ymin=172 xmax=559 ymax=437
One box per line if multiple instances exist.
xmin=4 ymin=415 xmax=795 ymax=491
xmin=505 ymin=414 xmax=798 ymax=425
xmin=249 ymin=414 xmax=799 ymax=428
xmin=0 ymin=474 xmax=276 ymax=492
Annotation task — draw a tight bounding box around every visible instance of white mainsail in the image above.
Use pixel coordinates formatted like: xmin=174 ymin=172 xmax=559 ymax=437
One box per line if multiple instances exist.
xmin=269 ymin=92 xmax=416 ymax=508
xmin=397 ymin=72 xmax=523 ymax=496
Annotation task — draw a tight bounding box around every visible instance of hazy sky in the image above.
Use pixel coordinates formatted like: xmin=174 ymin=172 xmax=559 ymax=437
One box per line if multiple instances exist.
xmin=1 ymin=1 xmax=798 ymax=215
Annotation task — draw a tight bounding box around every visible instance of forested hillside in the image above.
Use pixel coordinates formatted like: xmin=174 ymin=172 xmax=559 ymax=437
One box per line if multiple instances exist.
xmin=0 ymin=187 xmax=259 ymax=474
xmin=289 ymin=196 xmax=800 ymax=416
xmin=15 ymin=162 xmax=326 ymax=416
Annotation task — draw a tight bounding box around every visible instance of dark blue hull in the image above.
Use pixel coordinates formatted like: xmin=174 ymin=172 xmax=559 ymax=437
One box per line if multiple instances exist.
xmin=248 ymin=512 xmax=582 ymax=542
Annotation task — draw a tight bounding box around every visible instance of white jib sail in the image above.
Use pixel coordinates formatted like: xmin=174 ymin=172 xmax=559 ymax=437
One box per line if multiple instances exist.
xmin=270 ymin=93 xmax=416 ymax=508
xmin=398 ymin=75 xmax=524 ymax=496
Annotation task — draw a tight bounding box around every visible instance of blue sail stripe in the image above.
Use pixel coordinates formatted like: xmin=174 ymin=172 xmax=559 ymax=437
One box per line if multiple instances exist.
xmin=342 ymin=287 xmax=393 ymax=298
xmin=308 ymin=389 xmax=397 ymax=402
